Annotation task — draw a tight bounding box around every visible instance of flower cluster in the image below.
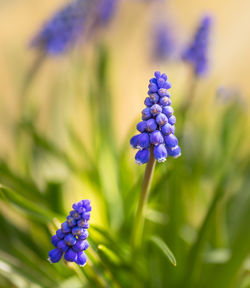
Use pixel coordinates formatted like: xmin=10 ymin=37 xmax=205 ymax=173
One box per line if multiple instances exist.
xmin=31 ymin=0 xmax=119 ymax=55
xmin=130 ymin=72 xmax=181 ymax=165
xmin=30 ymin=0 xmax=88 ymax=55
xmin=48 ymin=200 xmax=91 ymax=266
xmin=95 ymin=0 xmax=118 ymax=26
xmin=182 ymin=15 xmax=212 ymax=76
xmin=153 ymin=22 xmax=175 ymax=62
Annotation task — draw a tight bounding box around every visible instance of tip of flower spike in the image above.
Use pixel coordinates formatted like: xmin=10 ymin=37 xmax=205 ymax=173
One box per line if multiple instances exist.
xmin=202 ymin=14 xmax=213 ymax=25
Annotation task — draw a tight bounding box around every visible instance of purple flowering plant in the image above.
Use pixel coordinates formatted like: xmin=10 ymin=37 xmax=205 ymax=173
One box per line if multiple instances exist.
xmin=1 ymin=1 xmax=250 ymax=288
xmin=182 ymin=15 xmax=212 ymax=77
xmin=130 ymin=71 xmax=181 ymax=165
xmin=130 ymin=72 xmax=181 ymax=248
xmin=48 ymin=200 xmax=91 ymax=266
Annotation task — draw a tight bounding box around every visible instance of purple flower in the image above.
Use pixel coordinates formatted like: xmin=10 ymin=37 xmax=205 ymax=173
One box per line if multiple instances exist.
xmin=30 ymin=0 xmax=87 ymax=55
xmin=137 ymin=133 xmax=150 ymax=149
xmin=31 ymin=0 xmax=119 ymax=55
xmin=130 ymin=72 xmax=181 ymax=164
xmin=150 ymin=130 xmax=164 ymax=146
xmin=153 ymin=22 xmax=176 ymax=61
xmin=135 ymin=149 xmax=150 ymax=165
xmin=48 ymin=248 xmax=63 ymax=263
xmin=182 ymin=15 xmax=212 ymax=76
xmin=95 ymin=0 xmax=118 ymax=26
xmin=154 ymin=144 xmax=168 ymax=162
xmin=48 ymin=200 xmax=91 ymax=266
xmin=64 ymin=249 xmax=78 ymax=262
xmin=76 ymin=251 xmax=87 ymax=266
xmin=73 ymin=240 xmax=89 ymax=252
xmin=167 ymin=146 xmax=181 ymax=158
xmin=146 ymin=119 xmax=157 ymax=132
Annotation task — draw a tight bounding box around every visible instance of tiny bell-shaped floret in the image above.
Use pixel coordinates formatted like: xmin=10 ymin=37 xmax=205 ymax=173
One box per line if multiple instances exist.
xmin=56 ymin=229 xmax=65 ymax=240
xmin=135 ymin=149 xmax=150 ymax=165
xmin=165 ymin=134 xmax=178 ymax=148
xmin=73 ymin=240 xmax=89 ymax=252
xmin=72 ymin=227 xmax=84 ymax=236
xmin=148 ymin=82 xmax=158 ymax=93
xmin=130 ymin=135 xmax=140 ymax=149
xmin=67 ymin=216 xmax=76 ymax=227
xmin=161 ymin=123 xmax=175 ymax=136
xmin=167 ymin=146 xmax=181 ymax=158
xmin=61 ymin=221 xmax=71 ymax=233
xmin=150 ymin=104 xmax=162 ymax=116
xmin=48 ymin=248 xmax=63 ymax=263
xmin=64 ymin=234 xmax=77 ymax=246
xmin=51 ymin=235 xmax=59 ymax=247
xmin=154 ymin=144 xmax=168 ymax=162
xmin=142 ymin=107 xmax=152 ymax=120
xmin=77 ymin=219 xmax=89 ymax=229
xmin=146 ymin=119 xmax=157 ymax=132
xmin=162 ymin=106 xmax=174 ymax=117
xmin=78 ymin=229 xmax=89 ymax=240
xmin=168 ymin=115 xmax=176 ymax=125
xmin=149 ymin=93 xmax=160 ymax=103
xmin=70 ymin=210 xmax=81 ymax=220
xmin=137 ymin=121 xmax=147 ymax=133
xmin=137 ymin=133 xmax=150 ymax=149
xmin=76 ymin=251 xmax=87 ymax=266
xmin=150 ymin=130 xmax=164 ymax=145
xmin=144 ymin=97 xmax=153 ymax=107
xmin=64 ymin=248 xmax=77 ymax=262
xmin=160 ymin=96 xmax=171 ymax=106
xmin=156 ymin=113 xmax=168 ymax=126
xmin=82 ymin=212 xmax=91 ymax=221
xmin=57 ymin=240 xmax=69 ymax=252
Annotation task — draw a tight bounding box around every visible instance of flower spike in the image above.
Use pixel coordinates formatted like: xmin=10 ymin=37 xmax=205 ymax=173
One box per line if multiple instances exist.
xmin=48 ymin=200 xmax=91 ymax=266
xmin=182 ymin=15 xmax=212 ymax=76
xmin=130 ymin=72 xmax=181 ymax=164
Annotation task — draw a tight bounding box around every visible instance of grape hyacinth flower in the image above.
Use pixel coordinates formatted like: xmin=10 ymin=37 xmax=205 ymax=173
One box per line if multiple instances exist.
xmin=31 ymin=0 xmax=119 ymax=55
xmin=95 ymin=0 xmax=118 ymax=26
xmin=153 ymin=22 xmax=175 ymax=62
xmin=48 ymin=200 xmax=91 ymax=266
xmin=131 ymin=72 xmax=181 ymax=249
xmin=182 ymin=15 xmax=212 ymax=76
xmin=130 ymin=71 xmax=181 ymax=165
xmin=31 ymin=0 xmax=90 ymax=55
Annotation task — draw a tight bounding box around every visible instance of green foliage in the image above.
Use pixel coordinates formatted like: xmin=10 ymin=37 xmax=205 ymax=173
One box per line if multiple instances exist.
xmin=0 ymin=43 xmax=249 ymax=288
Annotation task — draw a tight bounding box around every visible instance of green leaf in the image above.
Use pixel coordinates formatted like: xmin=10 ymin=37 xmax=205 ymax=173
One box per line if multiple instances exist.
xmin=149 ymin=236 xmax=177 ymax=267
xmin=97 ymin=244 xmax=121 ymax=266
xmin=98 ymin=145 xmax=124 ymax=230
xmin=0 ymin=185 xmax=61 ymax=224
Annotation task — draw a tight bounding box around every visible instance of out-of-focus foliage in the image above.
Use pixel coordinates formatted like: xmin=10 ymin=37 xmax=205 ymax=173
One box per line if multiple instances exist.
xmin=0 ymin=1 xmax=250 ymax=288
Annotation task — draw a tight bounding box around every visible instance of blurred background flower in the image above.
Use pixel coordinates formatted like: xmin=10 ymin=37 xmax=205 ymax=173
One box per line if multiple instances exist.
xmin=151 ymin=21 xmax=177 ymax=62
xmin=182 ymin=15 xmax=212 ymax=76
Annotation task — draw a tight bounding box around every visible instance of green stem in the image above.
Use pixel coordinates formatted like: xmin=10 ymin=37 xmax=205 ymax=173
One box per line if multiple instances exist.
xmin=132 ymin=146 xmax=156 ymax=249
xmin=22 ymin=52 xmax=46 ymax=98
xmin=179 ymin=71 xmax=197 ymax=128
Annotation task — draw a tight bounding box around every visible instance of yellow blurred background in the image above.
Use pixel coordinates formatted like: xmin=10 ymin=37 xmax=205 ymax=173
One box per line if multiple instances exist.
xmin=0 ymin=0 xmax=250 ymax=156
